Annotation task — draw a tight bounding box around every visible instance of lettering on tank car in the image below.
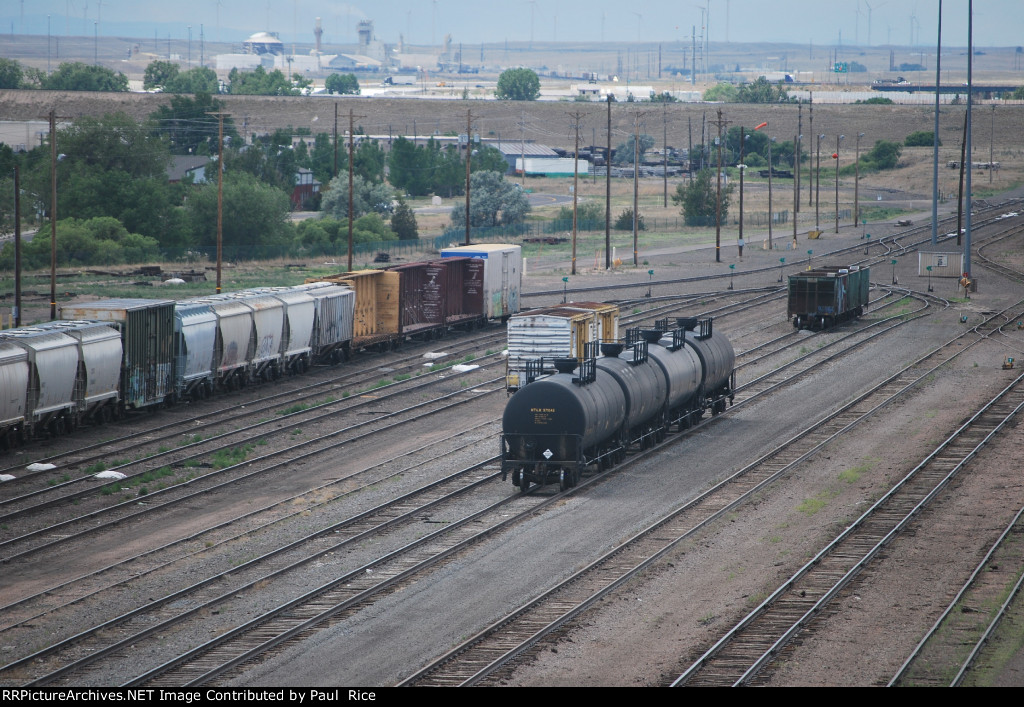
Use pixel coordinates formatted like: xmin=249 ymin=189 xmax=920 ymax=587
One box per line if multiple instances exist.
xmin=531 ymin=407 xmax=554 ymax=424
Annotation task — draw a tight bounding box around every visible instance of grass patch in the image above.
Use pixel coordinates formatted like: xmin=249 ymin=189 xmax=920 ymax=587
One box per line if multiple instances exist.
xmin=797 ymin=489 xmax=839 ymax=516
xmin=838 ymin=464 xmax=872 ymax=484
xmin=211 ymin=445 xmax=255 ymax=470
xmin=83 ymin=461 xmax=107 ymax=475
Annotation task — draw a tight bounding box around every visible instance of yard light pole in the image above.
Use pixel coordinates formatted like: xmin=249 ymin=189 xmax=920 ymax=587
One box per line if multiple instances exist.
xmin=854 ymin=132 xmax=864 ymax=229
xmin=834 ymin=135 xmax=844 ymax=234
xmin=816 ymin=134 xmax=824 ymax=230
xmin=737 ymin=128 xmax=747 ymax=258
xmin=767 ymin=136 xmax=775 ymax=249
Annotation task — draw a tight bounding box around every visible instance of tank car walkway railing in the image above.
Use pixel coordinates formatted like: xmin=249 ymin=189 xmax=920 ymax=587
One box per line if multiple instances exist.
xmin=672 ymin=371 xmax=1024 ymax=687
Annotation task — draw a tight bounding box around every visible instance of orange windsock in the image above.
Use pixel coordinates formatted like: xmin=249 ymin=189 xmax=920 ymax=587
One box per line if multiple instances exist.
xmin=754 ymin=122 xmax=768 ymax=130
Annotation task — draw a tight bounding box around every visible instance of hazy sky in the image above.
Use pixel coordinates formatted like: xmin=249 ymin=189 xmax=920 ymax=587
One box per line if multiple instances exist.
xmin=4 ymin=1 xmax=1018 ymax=50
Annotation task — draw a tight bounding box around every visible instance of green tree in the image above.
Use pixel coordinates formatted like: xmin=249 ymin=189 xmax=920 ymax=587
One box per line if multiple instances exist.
xmin=185 ymin=171 xmax=294 ymax=253
xmin=226 ymin=129 xmax=298 ymax=192
xmin=613 ymin=134 xmax=656 ymax=165
xmin=449 ymin=171 xmax=530 ymax=228
xmin=42 ymin=62 xmax=129 ymax=91
xmin=1 ymin=216 xmax=160 ymax=269
xmin=557 ymin=201 xmax=603 ymax=225
xmin=614 ymin=208 xmax=646 ymax=231
xmin=143 ymin=60 xmax=179 ymax=90
xmin=165 ymin=67 xmax=219 ymax=94
xmin=354 ymin=139 xmax=387 ymax=183
xmin=228 ymin=65 xmax=297 ymax=95
xmin=650 ymin=91 xmax=679 ymax=102
xmin=321 ymin=174 xmax=395 ymax=220
xmin=17 ymin=114 xmax=188 ymax=247
xmin=860 ymin=140 xmax=902 ymax=170
xmin=150 ymin=92 xmax=235 ymax=155
xmin=390 ymin=198 xmax=419 ymax=240
xmin=726 ymin=126 xmax=769 ymax=164
xmin=703 ymin=83 xmax=738 ymax=102
xmin=905 ymin=131 xmax=941 ymax=147
xmin=0 ymin=58 xmax=24 ymax=89
xmin=736 ymin=77 xmax=785 ymax=103
xmin=495 ymin=68 xmax=541 ymax=101
xmin=325 ymin=73 xmax=360 ymax=95
xmin=856 ymin=96 xmax=895 ymax=104
xmin=470 ymin=145 xmax=509 ymax=175
xmin=672 ymin=168 xmax=733 ymax=227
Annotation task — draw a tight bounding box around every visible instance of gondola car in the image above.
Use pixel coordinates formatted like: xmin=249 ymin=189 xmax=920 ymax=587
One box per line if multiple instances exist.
xmin=787 ymin=265 xmax=870 ymax=330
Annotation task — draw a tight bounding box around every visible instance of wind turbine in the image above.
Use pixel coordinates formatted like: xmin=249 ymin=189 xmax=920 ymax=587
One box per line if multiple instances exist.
xmin=864 ymin=1 xmax=888 ymax=47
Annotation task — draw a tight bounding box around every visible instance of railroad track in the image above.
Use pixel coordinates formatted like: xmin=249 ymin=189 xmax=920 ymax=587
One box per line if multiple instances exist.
xmin=0 ymin=292 xmax=784 ymax=685
xmin=670 ymin=304 xmax=1024 ymax=687
xmin=889 ymin=504 xmax=1024 ymax=686
xmin=395 ymin=295 xmax=989 ymax=686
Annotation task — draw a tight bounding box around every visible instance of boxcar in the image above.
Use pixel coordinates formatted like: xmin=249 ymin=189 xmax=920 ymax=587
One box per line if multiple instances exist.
xmin=439 ymin=244 xmax=522 ymax=320
xmin=787 ymin=266 xmax=870 ymax=330
xmin=60 ymin=299 xmax=176 ymax=409
xmin=427 ymin=256 xmax=486 ymax=329
xmin=312 ymin=270 xmax=401 ymax=350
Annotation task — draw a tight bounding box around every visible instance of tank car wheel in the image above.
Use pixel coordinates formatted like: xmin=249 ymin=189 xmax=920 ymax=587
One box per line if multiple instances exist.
xmin=511 ymin=469 xmax=521 ymax=487
xmin=53 ymin=417 xmax=66 ymax=436
xmin=559 ymin=469 xmax=568 ymax=492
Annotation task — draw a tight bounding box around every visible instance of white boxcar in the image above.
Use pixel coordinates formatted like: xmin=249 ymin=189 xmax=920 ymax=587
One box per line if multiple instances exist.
xmin=42 ymin=321 xmax=122 ymax=420
xmin=439 ymin=243 xmax=522 ymax=320
xmin=1 ymin=327 xmax=79 ymax=435
xmin=505 ymin=307 xmax=597 ymax=391
xmin=0 ymin=341 xmax=29 ymax=446
xmin=173 ymin=301 xmax=218 ymax=399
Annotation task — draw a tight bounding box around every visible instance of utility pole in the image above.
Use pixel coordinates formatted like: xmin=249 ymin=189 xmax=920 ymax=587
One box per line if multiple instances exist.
xmin=567 ymin=110 xmax=586 ymax=275
xmin=932 ymin=0 xmax=943 ymax=245
xmin=808 ymin=94 xmax=814 ymax=207
xmin=465 ymin=109 xmax=474 ymax=246
xmin=855 ymin=132 xmax=864 ymax=228
xmin=605 ymin=94 xmax=612 ymax=270
xmin=792 ymin=134 xmax=799 ymax=245
xmin=348 ymin=108 xmax=365 ymax=271
xmin=207 ymin=111 xmax=231 ymax=294
xmin=816 ymin=134 xmax=824 ymax=230
xmin=709 ymin=109 xmax=731 ymax=263
xmin=662 ymin=102 xmax=668 ymax=207
xmin=45 ymin=109 xmax=70 ymax=319
xmin=631 ymin=108 xmax=650 ymax=267
xmin=835 ymin=134 xmax=844 ymax=234
xmin=14 ymin=164 xmax=22 ymax=327
xmin=738 ymin=126 xmax=746 ymax=258
xmin=795 ymin=104 xmax=802 ymax=224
